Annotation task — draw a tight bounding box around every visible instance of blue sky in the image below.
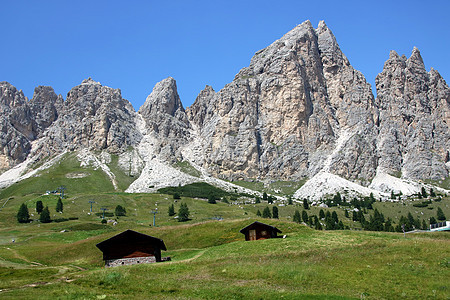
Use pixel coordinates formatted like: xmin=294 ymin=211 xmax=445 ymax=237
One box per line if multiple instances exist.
xmin=1 ymin=0 xmax=449 ymax=110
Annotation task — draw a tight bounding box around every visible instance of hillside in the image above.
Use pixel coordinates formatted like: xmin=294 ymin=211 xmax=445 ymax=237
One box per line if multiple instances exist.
xmin=0 ymin=216 xmax=448 ymax=299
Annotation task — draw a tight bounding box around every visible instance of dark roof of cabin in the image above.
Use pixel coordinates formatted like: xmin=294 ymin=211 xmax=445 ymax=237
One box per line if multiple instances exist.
xmin=96 ymin=229 xmax=167 ymax=252
xmin=239 ymin=221 xmax=282 ymax=234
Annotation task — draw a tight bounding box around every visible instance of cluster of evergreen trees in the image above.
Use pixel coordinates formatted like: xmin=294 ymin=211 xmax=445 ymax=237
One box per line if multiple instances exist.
xmin=256 ymin=206 xmax=279 ymax=219
xmin=17 ymin=198 xmax=64 ymax=224
xmin=168 ymin=203 xmax=190 ymax=222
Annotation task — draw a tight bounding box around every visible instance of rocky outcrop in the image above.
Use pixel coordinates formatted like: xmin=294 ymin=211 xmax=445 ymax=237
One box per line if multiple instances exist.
xmin=185 ymin=20 xmax=380 ymax=183
xmin=0 ymin=20 xmax=448 ymax=195
xmin=139 ymin=77 xmax=190 ymax=161
xmin=375 ymin=48 xmax=450 ymax=180
xmin=37 ymin=78 xmax=141 ymax=156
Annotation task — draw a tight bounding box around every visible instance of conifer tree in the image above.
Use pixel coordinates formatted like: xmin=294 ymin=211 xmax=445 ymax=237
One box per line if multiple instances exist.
xmin=208 ymin=195 xmax=217 ymax=204
xmin=115 ymin=205 xmax=126 ymax=216
xmin=262 ymin=206 xmax=271 ymax=218
xmin=421 ymin=187 xmax=428 ymax=198
xmin=331 ymin=211 xmax=339 ymax=224
xmin=293 ymin=210 xmax=301 ymax=223
xmin=302 ymin=210 xmax=308 ymax=223
xmin=255 ymin=197 xmax=261 ymax=204
xmin=40 ymin=206 xmax=51 ymax=223
xmin=429 ymin=216 xmax=437 ymax=225
xmin=272 ymin=206 xmax=279 ymax=219
xmin=319 ymin=209 xmax=325 ymax=219
xmin=256 ymin=209 xmax=262 ymax=217
xmin=178 ymin=203 xmax=190 ymax=222
xmin=262 ymin=192 xmax=268 ymax=201
xmin=36 ymin=200 xmax=44 ymax=214
xmin=56 ymin=198 xmax=63 ymax=213
xmin=437 ymin=207 xmax=446 ymax=221
xmin=303 ymin=199 xmax=309 ymax=210
xmin=17 ymin=203 xmax=30 ymax=223
xmin=168 ymin=204 xmax=175 ymax=216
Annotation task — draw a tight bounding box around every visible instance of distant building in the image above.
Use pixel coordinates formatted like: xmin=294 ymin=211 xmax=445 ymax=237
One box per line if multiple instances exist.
xmin=430 ymin=221 xmax=450 ymax=232
xmin=240 ymin=221 xmax=282 ymax=241
xmin=96 ymin=230 xmax=169 ymax=267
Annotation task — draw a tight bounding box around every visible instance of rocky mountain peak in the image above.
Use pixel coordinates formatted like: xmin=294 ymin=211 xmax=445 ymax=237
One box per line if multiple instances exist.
xmin=139 ymin=77 xmax=185 ymax=117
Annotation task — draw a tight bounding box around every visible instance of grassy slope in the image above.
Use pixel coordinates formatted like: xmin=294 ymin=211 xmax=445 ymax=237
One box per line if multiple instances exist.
xmin=0 ymin=219 xmax=448 ymax=299
xmin=0 ymin=153 xmax=449 ymax=299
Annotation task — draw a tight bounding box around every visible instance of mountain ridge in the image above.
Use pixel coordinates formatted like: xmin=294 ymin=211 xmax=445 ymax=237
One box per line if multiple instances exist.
xmin=0 ymin=20 xmax=448 ymax=199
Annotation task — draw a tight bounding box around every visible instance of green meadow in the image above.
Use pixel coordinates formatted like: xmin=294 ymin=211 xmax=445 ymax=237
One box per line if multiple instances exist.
xmin=0 ymin=154 xmax=448 ymax=299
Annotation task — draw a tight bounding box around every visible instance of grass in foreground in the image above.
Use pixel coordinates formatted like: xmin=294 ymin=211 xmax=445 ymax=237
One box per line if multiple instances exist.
xmin=0 ymin=219 xmax=448 ymax=299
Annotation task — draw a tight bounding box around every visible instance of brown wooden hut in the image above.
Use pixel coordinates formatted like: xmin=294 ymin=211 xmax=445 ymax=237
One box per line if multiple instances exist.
xmin=96 ymin=229 xmax=167 ymax=267
xmin=240 ymin=221 xmax=282 ymax=241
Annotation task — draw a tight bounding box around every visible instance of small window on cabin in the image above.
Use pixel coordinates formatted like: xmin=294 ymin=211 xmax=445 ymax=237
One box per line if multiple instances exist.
xmin=122 ymin=262 xmax=124 ymax=265
xmin=261 ymin=230 xmax=267 ymax=236
xmin=137 ymin=261 xmax=140 ymax=264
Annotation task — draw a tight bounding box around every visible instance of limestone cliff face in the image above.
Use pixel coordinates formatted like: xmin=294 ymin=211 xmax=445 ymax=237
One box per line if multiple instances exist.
xmin=186 ymin=20 xmax=379 ymax=183
xmin=38 ymin=78 xmax=141 ymax=156
xmin=139 ymin=77 xmax=191 ymax=161
xmin=375 ymin=48 xmax=450 ymax=180
xmin=0 ymin=20 xmax=448 ymax=190
xmin=0 ymin=82 xmax=32 ymax=170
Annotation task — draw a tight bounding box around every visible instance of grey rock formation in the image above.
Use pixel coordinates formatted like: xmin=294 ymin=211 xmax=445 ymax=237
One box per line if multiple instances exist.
xmin=375 ymin=48 xmax=450 ymax=180
xmin=186 ymin=20 xmax=380 ymax=183
xmin=139 ymin=77 xmax=190 ymax=161
xmin=38 ymin=78 xmax=141 ymax=156
xmin=0 ymin=82 xmax=32 ymax=170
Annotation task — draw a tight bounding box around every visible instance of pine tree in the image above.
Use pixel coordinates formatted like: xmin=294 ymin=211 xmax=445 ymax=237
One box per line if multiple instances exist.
xmin=421 ymin=187 xmax=428 ymax=198
xmin=36 ymin=200 xmax=43 ymax=214
xmin=173 ymin=193 xmax=181 ymax=200
xmin=344 ymin=209 xmax=349 ymax=218
xmin=287 ymin=196 xmax=293 ymax=205
xmin=430 ymin=188 xmax=436 ymax=197
xmin=168 ymin=204 xmax=175 ymax=216
xmin=262 ymin=206 xmax=271 ymax=218
xmin=437 ymin=207 xmax=446 ymax=221
xmin=319 ymin=209 xmax=325 ymax=219
xmin=272 ymin=206 xmax=279 ymax=219
xmin=429 ymin=216 xmax=437 ymax=225
xmin=262 ymin=192 xmax=268 ymax=201
xmin=17 ymin=203 xmax=30 ymax=223
xmin=315 ymin=217 xmax=323 ymax=230
xmin=331 ymin=211 xmax=339 ymax=224
xmin=302 ymin=210 xmax=308 ymax=223
xmin=178 ymin=203 xmax=190 ymax=222
xmin=293 ymin=210 xmax=301 ymax=223
xmin=208 ymin=195 xmax=217 ymax=204
xmin=303 ymin=199 xmax=309 ymax=210
xmin=56 ymin=198 xmax=63 ymax=213
xmin=40 ymin=206 xmax=51 ymax=223
xmin=267 ymin=195 xmax=274 ymax=204
xmin=256 ymin=209 xmax=262 ymax=217
xmin=255 ymin=197 xmax=261 ymax=204
xmin=422 ymin=219 xmax=428 ymax=230
xmin=115 ymin=205 xmax=126 ymax=216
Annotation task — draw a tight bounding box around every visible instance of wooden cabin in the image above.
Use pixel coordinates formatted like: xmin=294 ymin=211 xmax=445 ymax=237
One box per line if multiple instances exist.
xmin=240 ymin=221 xmax=282 ymax=241
xmin=96 ymin=230 xmax=167 ymax=267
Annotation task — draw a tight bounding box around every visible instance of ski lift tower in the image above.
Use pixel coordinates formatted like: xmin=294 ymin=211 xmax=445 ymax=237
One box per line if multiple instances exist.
xmin=100 ymin=208 xmax=108 ymax=219
xmin=58 ymin=186 xmax=66 ymax=199
xmin=150 ymin=209 xmax=158 ymax=226
xmin=88 ymin=200 xmax=95 ymax=213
